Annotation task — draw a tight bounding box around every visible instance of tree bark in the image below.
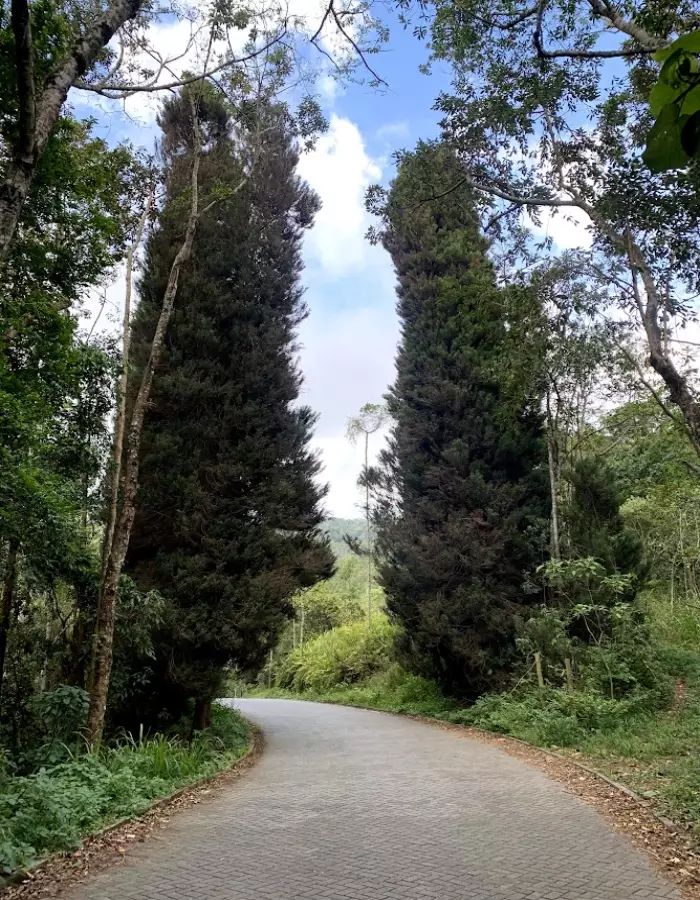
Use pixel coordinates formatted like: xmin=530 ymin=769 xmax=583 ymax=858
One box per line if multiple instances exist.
xmin=0 ymin=0 xmax=144 ymax=262
xmin=0 ymin=541 xmax=19 ymax=706
xmin=623 ymin=232 xmax=700 ymax=456
xmin=192 ymin=697 xmax=212 ymax=732
xmin=86 ymin=114 xmax=202 ymax=744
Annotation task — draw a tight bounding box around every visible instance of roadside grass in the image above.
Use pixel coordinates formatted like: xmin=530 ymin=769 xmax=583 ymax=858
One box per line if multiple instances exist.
xmin=0 ymin=704 xmax=249 ymax=876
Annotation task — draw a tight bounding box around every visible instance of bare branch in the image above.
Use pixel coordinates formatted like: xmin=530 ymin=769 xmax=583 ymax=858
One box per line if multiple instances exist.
xmin=330 ymin=3 xmax=387 ymax=86
xmin=74 ymin=28 xmax=289 ymax=96
xmin=533 ymin=0 xmax=663 ymax=59
xmin=310 ymin=1 xmax=333 ymax=46
xmin=484 ymin=202 xmax=520 ymax=231
xmin=428 ymin=172 xmax=584 ymax=209
xmin=86 ymin=288 xmax=107 ymax=343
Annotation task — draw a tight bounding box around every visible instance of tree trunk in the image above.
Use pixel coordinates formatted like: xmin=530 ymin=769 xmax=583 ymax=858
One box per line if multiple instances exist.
xmin=86 ymin=113 xmax=202 ymax=745
xmin=546 ymin=426 xmax=561 ymax=560
xmin=101 ymin=192 xmax=152 ymax=591
xmin=586 ymin=208 xmax=700 ymax=459
xmin=91 ymin=194 xmax=152 ymax=688
xmin=192 ymin=697 xmax=212 ymax=732
xmin=0 ymin=0 xmax=144 ymax=262
xmin=0 ymin=541 xmax=19 ymax=706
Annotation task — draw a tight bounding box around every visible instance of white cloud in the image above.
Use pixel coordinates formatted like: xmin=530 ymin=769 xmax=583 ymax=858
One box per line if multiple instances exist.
xmin=298 ymin=115 xmax=385 ymax=278
xmin=526 ymin=204 xmax=594 ymax=251
xmin=318 ymin=73 xmax=340 ymax=102
xmin=315 ymin=428 xmax=391 ymax=519
xmin=298 ymin=300 xmax=399 ymax=517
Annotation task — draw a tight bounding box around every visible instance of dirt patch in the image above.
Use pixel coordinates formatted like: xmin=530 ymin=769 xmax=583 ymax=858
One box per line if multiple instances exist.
xmin=0 ymin=726 xmax=263 ymax=900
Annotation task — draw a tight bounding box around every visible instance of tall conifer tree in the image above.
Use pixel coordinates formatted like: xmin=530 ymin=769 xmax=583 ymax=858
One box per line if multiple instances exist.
xmin=375 ymin=144 xmax=548 ymax=698
xmin=125 ymin=90 xmax=333 ymax=726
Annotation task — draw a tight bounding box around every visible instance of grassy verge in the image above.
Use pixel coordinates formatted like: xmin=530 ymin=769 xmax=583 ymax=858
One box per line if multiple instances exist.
xmin=249 ymin=656 xmax=700 ymax=840
xmin=0 ymin=704 xmax=249 ymax=876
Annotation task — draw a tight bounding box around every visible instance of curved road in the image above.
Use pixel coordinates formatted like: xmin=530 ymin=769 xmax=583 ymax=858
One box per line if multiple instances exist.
xmin=69 ymin=700 xmax=678 ymax=900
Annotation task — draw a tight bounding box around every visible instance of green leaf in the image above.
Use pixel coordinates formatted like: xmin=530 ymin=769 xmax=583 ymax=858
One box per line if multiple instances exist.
xmin=679 ymin=85 xmax=700 ymax=115
xmin=670 ymin=30 xmax=700 ymax=54
xmin=681 ymin=109 xmax=700 ymax=157
xmin=643 ymin=103 xmax=691 ymax=172
xmin=649 ymin=79 xmax=678 ymax=116
xmin=655 ymin=46 xmax=684 ymax=64
xmin=655 ymin=30 xmax=700 ymax=61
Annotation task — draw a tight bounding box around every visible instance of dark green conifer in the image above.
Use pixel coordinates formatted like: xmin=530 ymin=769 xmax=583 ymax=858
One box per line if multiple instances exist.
xmin=375 ymin=144 xmax=548 ymax=698
xmin=125 ymin=89 xmax=333 ymax=727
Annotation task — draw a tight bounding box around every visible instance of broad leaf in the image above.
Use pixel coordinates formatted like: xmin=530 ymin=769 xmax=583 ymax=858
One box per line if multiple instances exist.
xmin=655 ymin=30 xmax=700 ymax=61
xmin=643 ymin=103 xmax=691 ymax=172
xmin=680 ymin=85 xmax=700 ymax=116
xmin=649 ymin=79 xmax=677 ymax=116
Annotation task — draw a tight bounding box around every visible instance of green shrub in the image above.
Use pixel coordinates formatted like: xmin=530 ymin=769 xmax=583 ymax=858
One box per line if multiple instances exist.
xmin=321 ymin=665 xmax=455 ymax=715
xmin=452 ymin=687 xmax=658 ymax=747
xmin=0 ymin=705 xmax=248 ymax=875
xmin=278 ymin=615 xmax=397 ymax=692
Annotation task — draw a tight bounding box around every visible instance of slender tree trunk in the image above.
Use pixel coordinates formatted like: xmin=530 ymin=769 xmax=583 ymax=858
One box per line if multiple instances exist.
xmin=90 ymin=193 xmax=151 ymax=688
xmin=0 ymin=0 xmax=144 ymax=261
xmin=539 ymin=126 xmax=700 ymax=459
xmin=590 ymin=211 xmax=700 ymax=457
xmin=0 ymin=541 xmax=19 ymax=706
xmin=86 ymin=114 xmax=202 ymax=745
xmin=365 ymin=431 xmax=372 ymax=627
xmin=101 ymin=192 xmax=152 ymax=592
xmin=546 ymin=427 xmax=561 ymax=560
xmin=67 ymin=581 xmax=89 ymax=687
xmin=192 ymin=697 xmax=212 ymax=732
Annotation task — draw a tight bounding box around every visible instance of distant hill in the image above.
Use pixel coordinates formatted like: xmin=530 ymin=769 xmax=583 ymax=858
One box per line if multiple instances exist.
xmin=322 ymin=518 xmax=366 ymax=559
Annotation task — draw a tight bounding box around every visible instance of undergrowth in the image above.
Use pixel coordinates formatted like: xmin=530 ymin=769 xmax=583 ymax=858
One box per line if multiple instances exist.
xmin=0 ymin=704 xmax=249 ymax=876
xmin=277 ymin=616 xmax=397 ymax=692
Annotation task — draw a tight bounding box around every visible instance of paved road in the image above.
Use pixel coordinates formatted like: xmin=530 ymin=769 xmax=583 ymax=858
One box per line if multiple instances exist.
xmin=67 ymin=700 xmax=678 ymax=900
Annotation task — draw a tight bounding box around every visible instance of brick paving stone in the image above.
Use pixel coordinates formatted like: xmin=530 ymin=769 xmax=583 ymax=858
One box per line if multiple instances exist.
xmin=64 ymin=699 xmax=680 ymax=900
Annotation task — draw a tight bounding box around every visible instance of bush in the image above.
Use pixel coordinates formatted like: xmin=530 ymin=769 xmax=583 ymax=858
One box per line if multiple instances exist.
xmin=451 ymin=687 xmax=658 ymax=747
xmin=0 ymin=705 xmax=248 ymax=875
xmin=320 ymin=665 xmax=455 ymax=715
xmin=278 ymin=615 xmax=397 ymax=692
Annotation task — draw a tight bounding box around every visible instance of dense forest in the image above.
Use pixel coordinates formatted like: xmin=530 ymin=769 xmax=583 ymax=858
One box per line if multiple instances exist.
xmin=2 ymin=0 xmax=700 ymax=877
